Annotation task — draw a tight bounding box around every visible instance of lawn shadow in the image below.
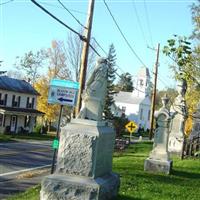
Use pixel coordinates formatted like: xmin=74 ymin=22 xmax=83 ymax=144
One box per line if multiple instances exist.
xmin=172 ymin=169 xmax=200 ymax=179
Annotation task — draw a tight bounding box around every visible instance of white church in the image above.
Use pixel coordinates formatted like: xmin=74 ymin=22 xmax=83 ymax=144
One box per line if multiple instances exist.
xmin=112 ymin=66 xmax=152 ymax=131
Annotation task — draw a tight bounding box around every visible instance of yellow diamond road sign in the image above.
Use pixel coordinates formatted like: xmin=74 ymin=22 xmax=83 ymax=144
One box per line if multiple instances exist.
xmin=125 ymin=121 xmax=138 ymax=133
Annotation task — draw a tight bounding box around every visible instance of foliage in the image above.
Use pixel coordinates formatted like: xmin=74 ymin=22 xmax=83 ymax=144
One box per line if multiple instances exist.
xmin=15 ymin=50 xmax=46 ymax=85
xmin=34 ymin=77 xmax=59 ymax=130
xmin=113 ymin=115 xmax=129 ymax=137
xmin=33 ymin=124 xmax=47 ymax=134
xmin=8 ymin=142 xmax=200 ymax=200
xmin=116 ymin=72 xmax=133 ymax=92
xmin=190 ymin=0 xmax=200 ymax=40
xmin=104 ymin=44 xmax=117 ymax=120
xmin=47 ymin=40 xmax=71 ymax=80
xmin=163 ymin=35 xmax=194 ymax=81
xmin=155 ymin=88 xmax=178 ymax=110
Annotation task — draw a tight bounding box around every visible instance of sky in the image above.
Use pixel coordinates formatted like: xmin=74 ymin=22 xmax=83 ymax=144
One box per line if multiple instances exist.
xmin=0 ymin=0 xmax=197 ymax=90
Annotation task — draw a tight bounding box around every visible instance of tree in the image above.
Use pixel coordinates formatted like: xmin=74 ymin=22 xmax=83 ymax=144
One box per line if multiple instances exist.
xmin=34 ymin=77 xmax=59 ymax=131
xmin=155 ymin=88 xmax=178 ymax=110
xmin=163 ymin=0 xmax=200 ymax=128
xmin=104 ymin=44 xmax=117 ymax=120
xmin=15 ymin=50 xmax=46 ymax=85
xmin=47 ymin=40 xmax=71 ymax=80
xmin=65 ymin=31 xmax=97 ymax=81
xmin=116 ymin=72 xmax=133 ymax=92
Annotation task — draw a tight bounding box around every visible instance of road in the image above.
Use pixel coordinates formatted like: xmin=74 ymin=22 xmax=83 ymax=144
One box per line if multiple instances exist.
xmin=0 ymin=140 xmax=53 ymax=199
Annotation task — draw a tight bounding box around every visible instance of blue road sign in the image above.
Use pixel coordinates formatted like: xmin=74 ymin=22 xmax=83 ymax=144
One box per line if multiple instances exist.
xmin=48 ymin=79 xmax=79 ymax=106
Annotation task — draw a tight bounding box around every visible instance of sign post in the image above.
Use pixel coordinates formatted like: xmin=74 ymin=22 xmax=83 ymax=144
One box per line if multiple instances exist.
xmin=48 ymin=79 xmax=79 ymax=174
xmin=125 ymin=121 xmax=138 ymax=143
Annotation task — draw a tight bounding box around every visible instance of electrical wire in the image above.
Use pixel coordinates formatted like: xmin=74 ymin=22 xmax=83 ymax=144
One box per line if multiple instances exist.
xmin=103 ymin=0 xmax=147 ymax=68
xmin=30 ymin=0 xmax=101 ymax=57
xmin=131 ymin=0 xmax=148 ymax=46
xmin=39 ymin=1 xmax=87 ymax=15
xmin=57 ymin=0 xmax=87 ymax=29
xmin=91 ymin=37 xmax=108 ymax=56
xmin=143 ymin=0 xmax=154 ymax=47
xmin=0 ymin=0 xmax=14 ymax=6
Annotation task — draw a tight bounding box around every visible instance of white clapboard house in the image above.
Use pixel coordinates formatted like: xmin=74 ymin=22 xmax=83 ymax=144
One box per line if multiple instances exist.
xmin=0 ymin=76 xmax=44 ymax=133
xmin=113 ymin=67 xmax=151 ymax=130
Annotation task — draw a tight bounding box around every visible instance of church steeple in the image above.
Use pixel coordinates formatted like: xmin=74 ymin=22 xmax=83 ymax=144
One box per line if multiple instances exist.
xmin=132 ymin=66 xmax=151 ymax=97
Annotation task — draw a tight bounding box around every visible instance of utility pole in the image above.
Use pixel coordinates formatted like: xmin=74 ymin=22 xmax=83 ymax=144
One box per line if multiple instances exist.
xmin=75 ymin=0 xmax=95 ymax=116
xmin=149 ymin=43 xmax=160 ymax=139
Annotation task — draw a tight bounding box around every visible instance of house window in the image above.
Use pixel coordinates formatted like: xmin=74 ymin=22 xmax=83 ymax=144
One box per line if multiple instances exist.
xmin=12 ymin=95 xmax=20 ymax=107
xmin=26 ymin=97 xmax=35 ymax=109
xmin=0 ymin=93 xmax=7 ymax=106
xmin=122 ymin=106 xmax=126 ymax=114
xmin=148 ymin=110 xmax=151 ymax=121
xmin=140 ymin=108 xmax=143 ymax=120
xmin=0 ymin=114 xmax=3 ymax=126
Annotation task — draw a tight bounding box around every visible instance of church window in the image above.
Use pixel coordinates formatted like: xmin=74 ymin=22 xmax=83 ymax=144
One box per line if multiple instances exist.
xmin=148 ymin=110 xmax=151 ymax=120
xmin=140 ymin=109 xmax=143 ymax=120
xmin=122 ymin=106 xmax=126 ymax=114
xmin=139 ymin=79 xmax=144 ymax=86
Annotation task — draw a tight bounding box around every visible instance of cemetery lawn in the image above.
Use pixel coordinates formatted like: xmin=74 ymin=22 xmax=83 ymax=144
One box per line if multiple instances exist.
xmin=7 ymin=142 xmax=200 ymax=200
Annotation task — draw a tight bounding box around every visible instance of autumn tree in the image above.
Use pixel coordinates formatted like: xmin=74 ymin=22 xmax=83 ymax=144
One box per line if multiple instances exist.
xmin=15 ymin=50 xmax=46 ymax=85
xmin=163 ymin=1 xmax=200 ymax=136
xmin=35 ymin=41 xmax=72 ymax=130
xmin=47 ymin=40 xmax=71 ymax=80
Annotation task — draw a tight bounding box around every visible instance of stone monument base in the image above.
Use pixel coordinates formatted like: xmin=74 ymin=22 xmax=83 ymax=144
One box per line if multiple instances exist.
xmin=40 ymin=173 xmax=120 ymax=200
xmin=144 ymin=158 xmax=173 ymax=174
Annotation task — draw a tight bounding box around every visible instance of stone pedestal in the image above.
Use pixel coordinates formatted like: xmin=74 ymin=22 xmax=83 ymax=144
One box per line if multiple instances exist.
xmin=144 ymin=158 xmax=172 ymax=175
xmin=41 ymin=173 xmax=119 ymax=200
xmin=40 ymin=119 xmax=120 ymax=200
xmin=144 ymin=95 xmax=173 ymax=175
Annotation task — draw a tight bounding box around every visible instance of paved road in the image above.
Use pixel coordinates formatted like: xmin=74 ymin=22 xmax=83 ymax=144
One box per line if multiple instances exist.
xmin=0 ymin=140 xmax=54 ymax=199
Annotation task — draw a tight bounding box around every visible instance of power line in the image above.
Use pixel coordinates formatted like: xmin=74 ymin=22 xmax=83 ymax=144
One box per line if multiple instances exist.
xmin=91 ymin=37 xmax=107 ymax=56
xmin=0 ymin=0 xmax=14 ymax=6
xmin=57 ymin=0 xmax=87 ymax=29
xmin=131 ymin=0 xmax=148 ymax=46
xmin=39 ymin=1 xmax=87 ymax=15
xmin=143 ymin=0 xmax=154 ymax=47
xmin=103 ymin=0 xmax=147 ymax=68
xmin=30 ymin=0 xmax=101 ymax=57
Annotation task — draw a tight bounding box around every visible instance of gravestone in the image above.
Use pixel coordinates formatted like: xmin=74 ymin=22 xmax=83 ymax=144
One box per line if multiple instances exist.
xmin=189 ymin=103 xmax=200 ymax=140
xmin=144 ymin=95 xmax=173 ymax=174
xmin=40 ymin=58 xmax=120 ymax=200
xmin=168 ymin=77 xmax=187 ymax=156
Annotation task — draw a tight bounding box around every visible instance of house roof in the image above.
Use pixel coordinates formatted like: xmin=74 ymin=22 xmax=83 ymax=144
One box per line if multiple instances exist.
xmin=0 ymin=76 xmax=39 ymax=95
xmin=0 ymin=106 xmax=45 ymax=115
xmin=114 ymin=91 xmax=144 ymax=104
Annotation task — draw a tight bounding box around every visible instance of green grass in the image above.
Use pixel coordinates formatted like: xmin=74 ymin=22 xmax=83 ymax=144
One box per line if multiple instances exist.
xmin=7 ymin=142 xmax=200 ymax=200
xmin=0 ymin=132 xmax=55 ymax=142
xmin=7 ymin=185 xmax=40 ymax=200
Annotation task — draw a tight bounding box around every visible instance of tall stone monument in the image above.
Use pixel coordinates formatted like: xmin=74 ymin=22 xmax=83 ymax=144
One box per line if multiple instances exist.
xmin=168 ymin=77 xmax=187 ymax=156
xmin=189 ymin=103 xmax=200 ymax=140
xmin=144 ymin=95 xmax=173 ymax=174
xmin=40 ymin=58 xmax=120 ymax=200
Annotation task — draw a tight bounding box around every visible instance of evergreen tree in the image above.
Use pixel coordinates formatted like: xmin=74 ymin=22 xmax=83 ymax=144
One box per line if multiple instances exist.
xmin=116 ymin=72 xmax=133 ymax=92
xmin=104 ymin=44 xmax=117 ymax=120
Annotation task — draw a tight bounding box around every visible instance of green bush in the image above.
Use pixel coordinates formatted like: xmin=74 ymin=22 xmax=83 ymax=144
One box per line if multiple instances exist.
xmin=33 ymin=124 xmax=47 ymax=134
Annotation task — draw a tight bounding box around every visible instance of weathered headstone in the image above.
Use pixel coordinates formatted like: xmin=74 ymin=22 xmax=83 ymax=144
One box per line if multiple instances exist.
xmin=144 ymin=95 xmax=173 ymax=174
xmin=168 ymin=77 xmax=187 ymax=156
xmin=189 ymin=103 xmax=200 ymax=140
xmin=40 ymin=58 xmax=120 ymax=200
